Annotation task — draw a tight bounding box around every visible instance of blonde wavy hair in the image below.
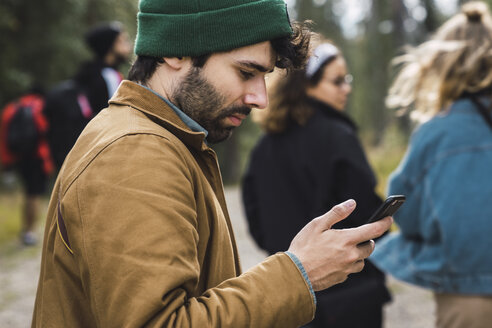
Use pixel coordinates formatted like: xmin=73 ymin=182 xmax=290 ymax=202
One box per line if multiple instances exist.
xmin=386 ymin=1 xmax=492 ymax=122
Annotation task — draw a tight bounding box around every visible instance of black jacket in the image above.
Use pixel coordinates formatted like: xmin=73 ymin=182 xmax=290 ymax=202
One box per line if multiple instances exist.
xmin=44 ymin=61 xmax=117 ymax=169
xmin=44 ymin=80 xmax=91 ymax=169
xmin=74 ymin=60 xmax=113 ymax=114
xmin=242 ymin=98 xmax=390 ymax=325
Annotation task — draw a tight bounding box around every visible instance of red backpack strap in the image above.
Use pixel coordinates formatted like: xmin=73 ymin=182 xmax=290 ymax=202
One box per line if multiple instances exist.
xmin=0 ymin=101 xmax=21 ymax=166
xmin=23 ymin=94 xmax=55 ymax=175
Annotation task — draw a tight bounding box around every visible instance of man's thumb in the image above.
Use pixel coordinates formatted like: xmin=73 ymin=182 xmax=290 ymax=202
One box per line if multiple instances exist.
xmin=319 ymin=199 xmax=356 ymax=230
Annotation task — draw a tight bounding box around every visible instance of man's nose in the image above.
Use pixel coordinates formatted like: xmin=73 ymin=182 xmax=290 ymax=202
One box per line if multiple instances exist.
xmin=243 ymin=78 xmax=268 ymax=109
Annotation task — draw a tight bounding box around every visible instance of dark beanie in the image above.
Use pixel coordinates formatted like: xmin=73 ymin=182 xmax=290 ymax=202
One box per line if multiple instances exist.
xmin=134 ymin=0 xmax=293 ymax=58
xmin=85 ymin=21 xmax=123 ymax=58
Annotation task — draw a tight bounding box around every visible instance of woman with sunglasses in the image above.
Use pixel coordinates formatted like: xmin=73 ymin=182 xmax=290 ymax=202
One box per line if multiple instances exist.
xmin=241 ymin=42 xmax=390 ymax=328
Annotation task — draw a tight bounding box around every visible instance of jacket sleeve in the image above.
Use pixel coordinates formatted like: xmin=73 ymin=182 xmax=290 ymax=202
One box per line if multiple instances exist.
xmin=67 ymin=134 xmax=314 ymax=328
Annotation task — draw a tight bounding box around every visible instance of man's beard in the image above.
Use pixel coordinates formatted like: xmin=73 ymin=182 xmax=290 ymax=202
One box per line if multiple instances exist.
xmin=172 ymin=67 xmax=251 ymax=144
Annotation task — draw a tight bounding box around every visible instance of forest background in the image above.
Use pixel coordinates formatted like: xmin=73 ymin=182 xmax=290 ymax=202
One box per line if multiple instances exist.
xmin=0 ymin=0 xmax=484 ymax=213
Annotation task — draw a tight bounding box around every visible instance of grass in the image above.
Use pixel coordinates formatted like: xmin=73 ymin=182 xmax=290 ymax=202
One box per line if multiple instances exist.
xmin=0 ymin=176 xmax=49 ymax=249
xmin=0 ymin=192 xmax=23 ymax=246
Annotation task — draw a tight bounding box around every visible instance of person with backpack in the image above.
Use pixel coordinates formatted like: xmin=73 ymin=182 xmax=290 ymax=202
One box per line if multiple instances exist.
xmin=0 ymin=86 xmax=54 ymax=245
xmin=44 ymin=21 xmax=131 ymax=170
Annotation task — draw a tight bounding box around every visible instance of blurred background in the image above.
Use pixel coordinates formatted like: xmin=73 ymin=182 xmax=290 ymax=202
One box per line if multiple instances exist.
xmin=0 ymin=0 xmax=485 ymax=326
xmin=213 ymin=0 xmax=477 ymax=191
xmin=0 ymin=0 xmax=482 ymax=191
xmin=0 ymin=0 xmax=483 ymax=262
xmin=214 ymin=0 xmax=473 ymax=189
xmin=0 ymin=0 xmax=483 ymax=263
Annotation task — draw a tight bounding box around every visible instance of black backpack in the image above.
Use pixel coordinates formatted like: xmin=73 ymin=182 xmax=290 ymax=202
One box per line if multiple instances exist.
xmin=6 ymin=103 xmax=39 ymax=157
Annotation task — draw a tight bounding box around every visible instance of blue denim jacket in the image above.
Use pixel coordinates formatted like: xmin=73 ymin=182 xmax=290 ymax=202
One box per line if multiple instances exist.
xmin=372 ymin=98 xmax=492 ymax=294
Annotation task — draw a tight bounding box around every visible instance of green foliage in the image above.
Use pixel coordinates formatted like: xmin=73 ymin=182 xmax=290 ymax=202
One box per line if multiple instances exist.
xmin=0 ymin=0 xmax=138 ymax=106
xmin=3 ymin=0 xmax=492 ymax=186
xmin=364 ymin=121 xmax=410 ymax=197
xmin=0 ymin=0 xmax=139 ymax=244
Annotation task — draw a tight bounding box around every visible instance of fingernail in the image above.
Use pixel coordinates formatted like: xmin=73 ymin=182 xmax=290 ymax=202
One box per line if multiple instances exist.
xmin=343 ymin=199 xmax=356 ymax=209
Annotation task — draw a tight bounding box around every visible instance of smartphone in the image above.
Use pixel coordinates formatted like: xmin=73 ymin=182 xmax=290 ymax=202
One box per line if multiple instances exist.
xmin=367 ymin=195 xmax=406 ymax=223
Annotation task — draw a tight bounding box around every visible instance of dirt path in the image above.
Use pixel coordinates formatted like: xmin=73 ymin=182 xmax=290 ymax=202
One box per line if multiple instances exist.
xmin=0 ymin=187 xmax=435 ymax=327
xmin=0 ymin=241 xmax=40 ymax=328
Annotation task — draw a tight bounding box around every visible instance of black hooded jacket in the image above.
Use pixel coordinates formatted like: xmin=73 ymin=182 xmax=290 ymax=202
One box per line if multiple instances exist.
xmin=44 ymin=60 xmax=120 ymax=169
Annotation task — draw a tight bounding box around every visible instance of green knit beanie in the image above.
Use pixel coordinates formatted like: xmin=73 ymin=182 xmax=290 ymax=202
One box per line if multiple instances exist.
xmin=135 ymin=0 xmax=293 ymax=57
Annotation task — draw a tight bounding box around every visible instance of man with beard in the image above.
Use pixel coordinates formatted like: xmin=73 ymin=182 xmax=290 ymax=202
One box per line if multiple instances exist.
xmin=32 ymin=1 xmax=392 ymax=327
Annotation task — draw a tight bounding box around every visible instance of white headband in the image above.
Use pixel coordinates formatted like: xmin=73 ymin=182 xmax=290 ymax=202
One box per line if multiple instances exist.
xmin=305 ymin=43 xmax=339 ymax=78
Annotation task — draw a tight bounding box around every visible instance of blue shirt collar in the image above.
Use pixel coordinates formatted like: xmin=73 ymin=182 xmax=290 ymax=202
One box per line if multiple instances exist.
xmin=140 ymin=84 xmax=208 ymax=137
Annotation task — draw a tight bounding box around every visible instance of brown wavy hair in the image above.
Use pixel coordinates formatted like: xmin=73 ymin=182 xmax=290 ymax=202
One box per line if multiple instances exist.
xmin=256 ymin=39 xmax=339 ymax=134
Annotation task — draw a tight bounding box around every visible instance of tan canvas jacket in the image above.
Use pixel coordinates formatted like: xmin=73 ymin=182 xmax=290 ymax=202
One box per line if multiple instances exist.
xmin=32 ymin=81 xmax=315 ymax=327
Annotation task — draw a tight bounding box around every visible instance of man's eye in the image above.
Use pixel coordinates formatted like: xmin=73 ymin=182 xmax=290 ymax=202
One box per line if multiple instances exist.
xmin=240 ymin=70 xmax=255 ymax=80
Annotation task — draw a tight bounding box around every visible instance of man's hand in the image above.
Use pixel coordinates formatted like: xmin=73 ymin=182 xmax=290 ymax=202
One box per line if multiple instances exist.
xmin=287 ymin=199 xmax=392 ymax=291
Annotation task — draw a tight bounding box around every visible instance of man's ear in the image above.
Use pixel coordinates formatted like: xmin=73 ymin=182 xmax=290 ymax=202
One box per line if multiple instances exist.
xmin=163 ymin=57 xmax=190 ymax=71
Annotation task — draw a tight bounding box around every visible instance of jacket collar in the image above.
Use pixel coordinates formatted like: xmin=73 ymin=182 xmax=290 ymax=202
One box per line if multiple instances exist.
xmin=109 ymin=80 xmax=208 ymax=151
xmin=307 ymin=97 xmax=357 ymax=131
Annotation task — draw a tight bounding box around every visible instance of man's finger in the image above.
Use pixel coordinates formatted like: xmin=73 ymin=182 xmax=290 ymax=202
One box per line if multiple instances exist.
xmin=356 ymin=239 xmax=375 ymax=260
xmin=318 ymin=199 xmax=356 ymax=231
xmin=348 ymin=216 xmax=393 ymax=244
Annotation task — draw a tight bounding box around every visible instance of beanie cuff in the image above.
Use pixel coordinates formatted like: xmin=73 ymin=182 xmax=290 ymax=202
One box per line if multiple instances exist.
xmin=135 ymin=0 xmax=292 ymax=57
